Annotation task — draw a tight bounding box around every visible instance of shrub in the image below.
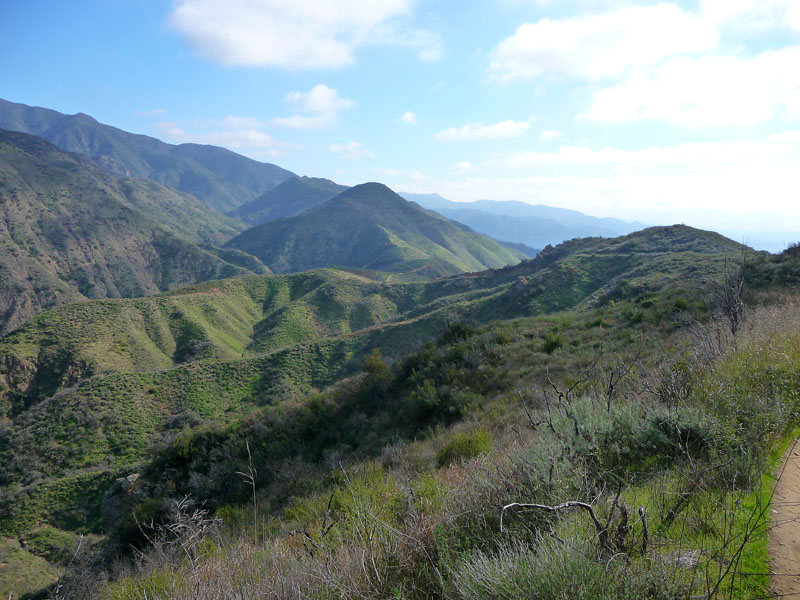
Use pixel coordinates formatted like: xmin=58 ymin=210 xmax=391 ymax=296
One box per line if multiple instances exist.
xmin=541 ymin=330 xmax=564 ymax=354
xmin=363 ymin=348 xmax=391 ymax=391
xmin=437 ymin=430 xmax=491 ymax=467
xmin=440 ymin=321 xmax=475 ymax=345
xmin=673 ymin=297 xmax=690 ymax=311
xmin=453 ymin=539 xmax=685 ymax=600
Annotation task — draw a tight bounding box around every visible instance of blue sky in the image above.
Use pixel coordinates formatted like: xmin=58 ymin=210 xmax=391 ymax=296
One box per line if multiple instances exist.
xmin=2 ymin=0 xmax=799 ymax=250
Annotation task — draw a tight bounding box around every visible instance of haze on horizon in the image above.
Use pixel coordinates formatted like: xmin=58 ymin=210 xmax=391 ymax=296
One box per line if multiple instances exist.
xmin=2 ymin=0 xmax=798 ymax=252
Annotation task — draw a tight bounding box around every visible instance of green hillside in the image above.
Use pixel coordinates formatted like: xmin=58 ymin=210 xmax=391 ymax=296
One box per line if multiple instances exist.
xmin=0 ymin=224 xmax=766 ymax=598
xmin=227 ymin=183 xmax=526 ymax=276
xmin=0 ymin=99 xmax=295 ymax=212
xmin=231 ymin=176 xmax=349 ymax=225
xmin=0 ymin=130 xmax=259 ymax=333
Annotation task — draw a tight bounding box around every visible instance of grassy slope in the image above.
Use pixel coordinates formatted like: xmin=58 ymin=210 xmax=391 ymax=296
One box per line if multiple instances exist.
xmin=0 ymin=98 xmax=295 ymax=213
xmin=115 ymin=178 xmax=245 ymax=246
xmin=1 ymin=225 xmax=745 ymax=418
xmin=0 ymin=225 xmax=757 ymax=597
xmin=0 ymin=130 xmax=257 ymax=334
xmin=0 ymin=537 xmax=59 ymax=598
xmin=227 ymin=183 xmax=526 ymax=277
xmin=101 ymin=255 xmax=800 ymax=600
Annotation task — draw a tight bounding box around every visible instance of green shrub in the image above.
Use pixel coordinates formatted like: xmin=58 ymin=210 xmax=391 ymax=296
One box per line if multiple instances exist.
xmin=20 ymin=525 xmax=79 ymax=565
xmin=363 ymin=348 xmax=391 ymax=390
xmin=438 ymin=430 xmax=491 ymax=467
xmin=453 ymin=540 xmax=685 ymax=600
xmin=672 ymin=297 xmax=689 ymax=311
xmin=568 ymin=399 xmax=719 ymax=477
xmin=541 ymin=330 xmax=564 ymax=354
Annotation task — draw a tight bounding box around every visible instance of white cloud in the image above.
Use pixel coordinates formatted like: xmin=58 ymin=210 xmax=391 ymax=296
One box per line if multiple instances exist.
xmin=400 ymin=110 xmax=418 ymax=124
xmin=435 ymin=119 xmax=531 ymax=141
xmin=701 ymin=0 xmax=800 ymax=32
xmin=582 ymin=47 xmax=800 ymax=126
xmin=539 ymin=129 xmax=562 ymax=141
xmin=411 ymin=138 xmax=798 ymax=237
xmin=366 ymin=23 xmax=442 ymax=61
xmin=157 ymin=117 xmax=278 ymax=150
xmin=414 ymin=170 xmax=800 ymax=241
xmin=453 ymin=161 xmax=474 ymax=173
xmin=498 ymin=141 xmax=796 ymax=170
xmin=329 ymin=141 xmax=373 ymax=160
xmin=373 ymin=167 xmax=428 ymax=182
xmin=274 ymin=84 xmax=355 ymax=129
xmin=490 ymin=4 xmax=717 ymax=83
xmin=134 ymin=108 xmax=167 ymax=117
xmin=168 ymin=0 xmax=437 ymax=69
xmin=769 ymin=130 xmax=800 ymax=143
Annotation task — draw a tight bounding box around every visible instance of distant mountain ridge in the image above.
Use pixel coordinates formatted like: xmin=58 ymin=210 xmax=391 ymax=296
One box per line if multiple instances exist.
xmin=0 ymin=98 xmax=295 ymax=212
xmin=0 ymin=129 xmax=265 ymax=333
xmin=401 ymin=192 xmax=646 ymax=249
xmin=230 ymin=176 xmax=348 ymax=225
xmin=226 ymin=183 xmax=526 ymax=277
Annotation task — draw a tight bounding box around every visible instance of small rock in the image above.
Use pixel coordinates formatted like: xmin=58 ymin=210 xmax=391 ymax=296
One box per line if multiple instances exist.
xmin=670 ymin=550 xmax=700 ymax=569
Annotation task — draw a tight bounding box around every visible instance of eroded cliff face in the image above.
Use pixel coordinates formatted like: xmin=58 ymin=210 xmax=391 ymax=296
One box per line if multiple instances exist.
xmin=0 ymin=347 xmax=94 ymax=419
xmin=0 ymin=354 xmax=37 ymax=419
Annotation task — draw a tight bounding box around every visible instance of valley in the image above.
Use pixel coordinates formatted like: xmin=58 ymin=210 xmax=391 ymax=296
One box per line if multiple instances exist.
xmin=0 ymin=98 xmax=796 ymax=600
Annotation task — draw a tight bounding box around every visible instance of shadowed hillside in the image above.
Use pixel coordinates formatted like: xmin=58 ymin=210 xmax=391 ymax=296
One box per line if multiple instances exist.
xmin=226 ymin=183 xmax=526 ymax=277
xmin=230 ymin=176 xmax=348 ymax=225
xmin=0 ymin=99 xmax=295 ymax=212
xmin=0 ymin=130 xmax=262 ymax=333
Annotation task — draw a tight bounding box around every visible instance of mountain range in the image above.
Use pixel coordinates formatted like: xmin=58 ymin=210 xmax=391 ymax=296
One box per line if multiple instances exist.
xmin=0 ymin=98 xmax=647 ymax=255
xmin=0 ymin=100 xmax=537 ymax=333
xmin=400 ymin=192 xmax=646 ymax=249
xmin=1 ymin=99 xmax=791 ymax=600
xmin=0 ymin=98 xmax=295 ymax=213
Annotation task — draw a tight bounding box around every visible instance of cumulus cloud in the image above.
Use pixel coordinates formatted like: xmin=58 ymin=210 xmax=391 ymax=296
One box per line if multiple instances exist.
xmin=701 ymin=0 xmax=800 ymax=32
xmin=498 ymin=141 xmax=796 ymax=170
xmin=274 ymin=84 xmax=355 ymax=129
xmin=400 ymin=110 xmax=418 ymax=124
xmin=435 ymin=119 xmax=531 ymax=141
xmin=581 ymin=47 xmax=800 ymax=126
xmin=489 ymin=4 xmax=717 ymax=82
xmin=769 ymin=130 xmax=800 ymax=143
xmin=405 ymin=137 xmax=800 ymax=243
xmin=373 ymin=167 xmax=428 ymax=182
xmin=157 ymin=116 xmax=278 ymax=150
xmin=366 ymin=23 xmax=442 ymax=61
xmin=539 ymin=129 xmax=562 ymax=141
xmin=329 ymin=141 xmax=373 ymax=160
xmin=168 ymin=0 xmax=436 ymax=69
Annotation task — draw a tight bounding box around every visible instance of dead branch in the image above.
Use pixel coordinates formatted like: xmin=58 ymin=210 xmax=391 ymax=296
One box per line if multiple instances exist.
xmin=639 ymin=506 xmax=649 ymax=554
xmin=501 ymin=501 xmax=604 ymax=535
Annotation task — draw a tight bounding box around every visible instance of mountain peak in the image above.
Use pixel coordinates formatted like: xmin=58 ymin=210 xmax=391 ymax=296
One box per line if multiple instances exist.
xmin=226 ymin=180 xmax=524 ymax=276
xmin=342 ymin=182 xmax=395 ymax=196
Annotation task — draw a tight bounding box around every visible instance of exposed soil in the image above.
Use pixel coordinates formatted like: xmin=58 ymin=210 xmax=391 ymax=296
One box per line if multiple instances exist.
xmin=770 ymin=440 xmax=800 ymax=597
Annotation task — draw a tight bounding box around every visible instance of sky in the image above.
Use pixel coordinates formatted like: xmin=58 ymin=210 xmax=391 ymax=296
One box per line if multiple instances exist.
xmin=2 ymin=0 xmax=799 ymax=251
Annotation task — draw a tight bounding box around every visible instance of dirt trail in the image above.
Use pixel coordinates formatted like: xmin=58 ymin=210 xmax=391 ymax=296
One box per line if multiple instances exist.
xmin=770 ymin=440 xmax=800 ymax=597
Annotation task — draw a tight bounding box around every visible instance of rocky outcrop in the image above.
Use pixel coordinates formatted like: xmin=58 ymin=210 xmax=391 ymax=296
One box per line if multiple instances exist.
xmin=0 ymin=348 xmax=94 ymax=419
xmin=0 ymin=355 xmax=37 ymax=419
